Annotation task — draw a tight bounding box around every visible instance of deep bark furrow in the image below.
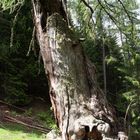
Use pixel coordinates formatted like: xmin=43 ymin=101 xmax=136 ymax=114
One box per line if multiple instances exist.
xmin=65 ymin=86 xmax=70 ymax=140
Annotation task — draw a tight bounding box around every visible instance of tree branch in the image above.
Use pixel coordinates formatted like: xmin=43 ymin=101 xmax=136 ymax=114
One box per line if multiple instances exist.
xmin=97 ymin=0 xmax=133 ymax=41
xmin=117 ymin=0 xmax=134 ymax=39
xmin=4 ymin=115 xmax=51 ymax=133
xmin=81 ymin=0 xmax=94 ymax=14
xmin=10 ymin=3 xmax=23 ymax=48
xmin=80 ymin=0 xmax=98 ymax=30
xmin=26 ymin=26 xmax=36 ymax=56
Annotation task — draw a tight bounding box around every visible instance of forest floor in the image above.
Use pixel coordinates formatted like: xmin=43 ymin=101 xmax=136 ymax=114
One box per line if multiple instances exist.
xmin=0 ymin=123 xmax=45 ymax=140
xmin=0 ymin=98 xmax=56 ymax=140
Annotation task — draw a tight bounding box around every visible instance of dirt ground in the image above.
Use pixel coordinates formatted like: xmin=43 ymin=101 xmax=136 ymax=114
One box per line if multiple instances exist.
xmin=0 ymin=98 xmax=52 ymax=133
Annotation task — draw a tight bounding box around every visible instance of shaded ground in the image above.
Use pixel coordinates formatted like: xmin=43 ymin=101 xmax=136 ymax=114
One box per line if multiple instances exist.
xmin=0 ymin=98 xmax=56 ymax=140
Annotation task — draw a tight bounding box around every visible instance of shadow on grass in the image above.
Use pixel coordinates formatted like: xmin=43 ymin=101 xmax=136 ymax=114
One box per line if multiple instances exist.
xmin=1 ymin=122 xmax=43 ymax=134
xmin=0 ymin=122 xmax=45 ymax=140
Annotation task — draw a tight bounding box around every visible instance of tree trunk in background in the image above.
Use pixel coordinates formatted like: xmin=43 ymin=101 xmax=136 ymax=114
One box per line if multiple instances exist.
xmin=32 ymin=0 xmax=128 ymax=139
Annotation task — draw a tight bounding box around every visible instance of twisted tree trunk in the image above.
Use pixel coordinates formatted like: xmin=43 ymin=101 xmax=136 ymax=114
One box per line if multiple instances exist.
xmin=32 ymin=0 xmax=128 ymax=139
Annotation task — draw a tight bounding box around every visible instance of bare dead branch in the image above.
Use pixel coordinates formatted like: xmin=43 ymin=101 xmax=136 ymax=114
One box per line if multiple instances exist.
xmin=37 ymin=50 xmax=42 ymax=74
xmin=89 ymin=4 xmax=99 ymax=29
xmin=117 ymin=0 xmax=133 ymax=22
xmin=81 ymin=0 xmax=94 ymax=14
xmin=80 ymin=0 xmax=99 ymax=31
xmin=97 ymin=0 xmax=133 ymax=41
xmin=26 ymin=26 xmax=36 ymax=56
xmin=124 ymin=101 xmax=133 ymax=132
xmin=97 ymin=0 xmax=120 ymax=29
xmin=103 ymin=0 xmax=118 ymax=14
xmin=4 ymin=115 xmax=51 ymax=133
xmin=10 ymin=3 xmax=24 ymax=48
xmin=117 ymin=0 xmax=134 ymax=39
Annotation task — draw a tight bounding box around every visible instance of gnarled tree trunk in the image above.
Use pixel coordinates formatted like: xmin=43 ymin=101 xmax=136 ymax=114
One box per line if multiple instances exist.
xmin=32 ymin=0 xmax=128 ymax=140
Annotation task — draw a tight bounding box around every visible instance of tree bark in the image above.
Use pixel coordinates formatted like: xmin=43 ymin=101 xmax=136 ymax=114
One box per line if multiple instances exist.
xmin=31 ymin=0 xmax=128 ymax=140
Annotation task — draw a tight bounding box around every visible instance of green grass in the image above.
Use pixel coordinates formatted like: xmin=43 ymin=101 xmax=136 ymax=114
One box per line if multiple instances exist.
xmin=0 ymin=123 xmax=47 ymax=140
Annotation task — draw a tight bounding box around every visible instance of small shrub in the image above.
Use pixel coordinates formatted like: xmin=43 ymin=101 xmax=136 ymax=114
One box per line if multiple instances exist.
xmin=37 ymin=110 xmax=58 ymax=130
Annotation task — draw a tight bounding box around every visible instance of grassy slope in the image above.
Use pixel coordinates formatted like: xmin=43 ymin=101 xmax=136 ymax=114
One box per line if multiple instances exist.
xmin=0 ymin=99 xmax=56 ymax=140
xmin=0 ymin=123 xmax=46 ymax=140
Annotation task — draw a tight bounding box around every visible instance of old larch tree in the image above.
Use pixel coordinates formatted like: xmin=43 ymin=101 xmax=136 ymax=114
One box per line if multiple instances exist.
xmin=32 ymin=0 xmax=128 ymax=140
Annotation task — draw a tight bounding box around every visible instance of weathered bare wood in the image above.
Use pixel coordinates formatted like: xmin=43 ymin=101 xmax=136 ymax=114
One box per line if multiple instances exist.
xmin=3 ymin=115 xmax=51 ymax=133
xmin=31 ymin=0 xmax=128 ymax=140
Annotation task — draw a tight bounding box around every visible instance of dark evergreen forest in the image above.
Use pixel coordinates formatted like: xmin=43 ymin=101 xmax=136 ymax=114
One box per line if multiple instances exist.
xmin=0 ymin=0 xmax=140 ymax=140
